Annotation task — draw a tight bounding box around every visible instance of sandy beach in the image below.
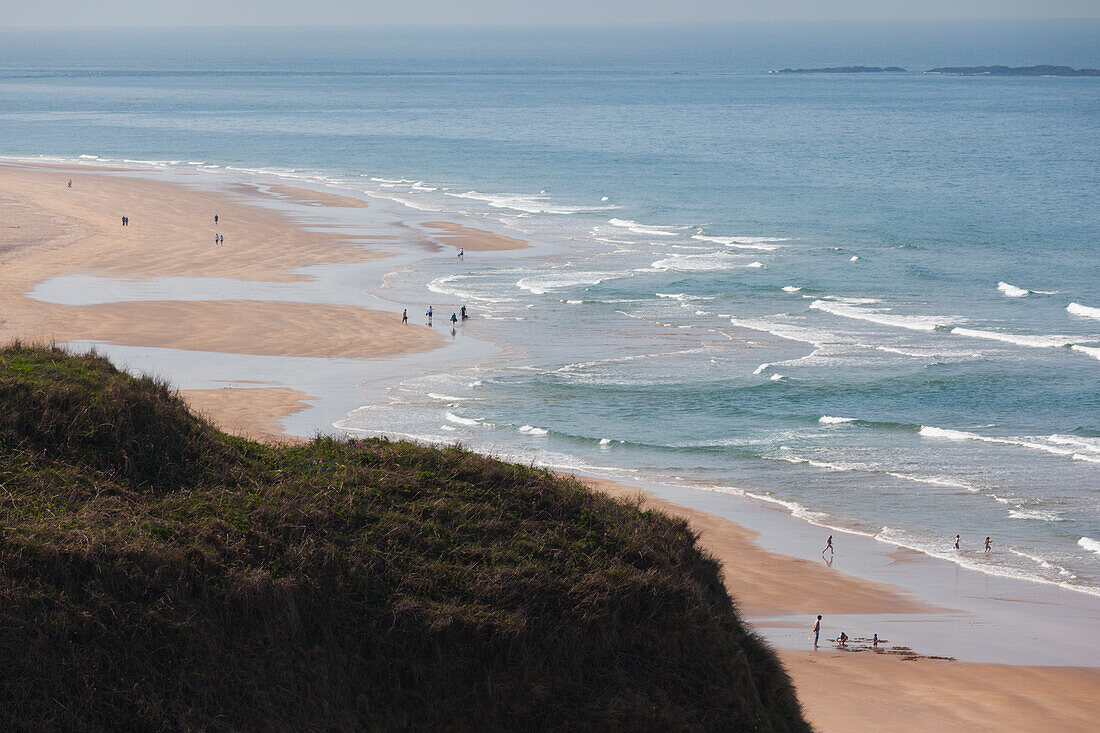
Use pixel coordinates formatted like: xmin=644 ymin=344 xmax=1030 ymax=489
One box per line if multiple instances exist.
xmin=580 ymin=477 xmax=1100 ymax=731
xmin=2 ymin=161 xmax=1098 ymax=732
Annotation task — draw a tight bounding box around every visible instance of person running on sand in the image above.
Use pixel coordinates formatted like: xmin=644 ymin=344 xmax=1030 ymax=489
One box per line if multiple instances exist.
xmin=811 ymin=615 xmax=821 ymax=649
xmin=823 ymin=535 xmax=833 ymax=556
xmin=984 ymin=537 xmax=992 ymax=553
xmin=955 ymin=534 xmax=961 ymax=550
xmin=402 ymin=309 xmax=408 ymax=324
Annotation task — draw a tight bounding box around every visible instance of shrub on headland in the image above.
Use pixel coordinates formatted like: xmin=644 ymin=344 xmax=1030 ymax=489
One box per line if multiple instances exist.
xmin=0 ymin=343 xmax=809 ymax=731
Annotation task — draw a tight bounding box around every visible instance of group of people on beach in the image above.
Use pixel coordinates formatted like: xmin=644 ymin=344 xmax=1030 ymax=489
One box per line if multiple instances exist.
xmin=811 ymin=615 xmax=882 ymax=652
xmin=825 ymin=532 xmax=993 ymax=559
xmin=405 ymin=305 xmax=468 ymax=327
xmin=954 ymin=534 xmax=993 ymax=553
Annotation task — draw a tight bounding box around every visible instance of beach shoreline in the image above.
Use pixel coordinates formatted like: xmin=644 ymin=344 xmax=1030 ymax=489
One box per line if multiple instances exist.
xmin=3 ymin=160 xmax=1099 ymax=731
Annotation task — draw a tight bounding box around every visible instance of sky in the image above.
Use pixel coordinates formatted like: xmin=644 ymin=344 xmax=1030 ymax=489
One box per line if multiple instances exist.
xmin=2 ymin=0 xmax=1099 ymax=28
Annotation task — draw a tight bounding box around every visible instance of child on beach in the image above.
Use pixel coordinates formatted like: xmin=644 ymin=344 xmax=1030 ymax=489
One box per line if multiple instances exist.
xmin=450 ymin=312 xmax=458 ymax=325
xmin=823 ymin=535 xmax=833 ymax=555
xmin=837 ymin=632 xmax=848 ymax=647
xmin=402 ymin=309 xmax=408 ymax=324
xmin=984 ymin=537 xmax=992 ymax=553
xmin=955 ymin=534 xmax=961 ymax=550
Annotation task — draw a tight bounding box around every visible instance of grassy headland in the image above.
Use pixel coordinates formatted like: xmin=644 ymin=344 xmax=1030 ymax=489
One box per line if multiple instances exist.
xmin=0 ymin=343 xmax=808 ymax=731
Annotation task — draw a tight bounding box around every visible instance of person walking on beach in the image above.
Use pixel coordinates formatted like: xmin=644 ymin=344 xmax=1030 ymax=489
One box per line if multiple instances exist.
xmin=457 ymin=248 xmax=464 ymax=259
xmin=460 ymin=305 xmax=468 ymax=321
xmin=984 ymin=537 xmax=992 ymax=553
xmin=214 ymin=214 xmax=218 ymax=225
xmin=811 ymin=615 xmax=821 ymax=649
xmin=121 ymin=216 xmax=128 ymax=227
xmin=402 ymin=309 xmax=408 ymax=324
xmin=872 ymin=633 xmax=879 ymax=648
xmin=954 ymin=534 xmax=961 ymax=550
xmin=68 ymin=179 xmax=72 ymax=188
xmin=426 ymin=306 xmax=433 ymax=324
xmin=450 ymin=312 xmax=458 ymax=326
xmin=823 ymin=535 xmax=833 ymax=556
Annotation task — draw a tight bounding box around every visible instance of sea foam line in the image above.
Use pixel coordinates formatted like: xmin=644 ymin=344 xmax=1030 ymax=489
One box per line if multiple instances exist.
xmin=1067 ymin=302 xmax=1100 ymax=321
xmin=918 ymin=426 xmax=1100 ymax=465
xmin=809 ymin=299 xmax=962 ymax=332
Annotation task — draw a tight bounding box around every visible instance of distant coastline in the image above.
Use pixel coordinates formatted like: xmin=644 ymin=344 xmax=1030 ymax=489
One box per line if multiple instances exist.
xmin=925 ymin=65 xmax=1100 ymax=76
xmin=771 ymin=66 xmax=906 ymax=74
xmin=771 ymin=64 xmax=1099 ymax=76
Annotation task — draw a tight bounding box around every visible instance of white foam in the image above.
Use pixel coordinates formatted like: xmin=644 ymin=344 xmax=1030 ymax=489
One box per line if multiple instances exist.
xmin=519 ymin=425 xmax=549 ymax=435
xmin=690 ymin=234 xmax=785 ymax=250
xmin=819 ymin=415 xmax=856 ymax=424
xmin=427 ymin=274 xmax=516 ymax=304
xmin=997 ymin=281 xmax=1030 ymax=297
xmin=950 ymin=327 xmax=1072 ymax=349
xmin=1067 ymin=302 xmax=1100 ymax=321
xmin=1008 ymin=509 xmax=1065 ymax=522
xmin=810 ymin=300 xmax=962 ymax=332
xmin=608 ymin=218 xmax=681 ymax=237
xmin=426 ymin=393 xmax=466 ymax=402
xmin=1079 ymin=537 xmax=1100 ymax=555
xmin=599 ymin=438 xmax=613 ymax=445
xmin=919 ymin=425 xmax=1100 ymax=464
xmin=849 ymin=255 xmax=859 ymax=262
xmin=752 ymin=363 xmax=771 ymax=375
xmin=1071 ymin=344 xmax=1100 ymax=361
xmin=516 ymin=271 xmax=620 ymax=295
xmin=886 ymin=472 xmax=978 ymax=490
xmin=1047 ymin=434 xmax=1100 ymax=454
xmin=781 ymin=286 xmax=802 ymax=293
xmin=446 ymin=190 xmax=615 ymax=215
xmin=444 ymin=411 xmax=487 ymax=427
xmin=650 ymin=251 xmax=759 ymax=272
xmin=769 ymin=373 xmax=785 ymax=381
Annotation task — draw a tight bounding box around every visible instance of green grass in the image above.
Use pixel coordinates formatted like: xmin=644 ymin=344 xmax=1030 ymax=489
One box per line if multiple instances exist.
xmin=0 ymin=343 xmax=809 ymax=731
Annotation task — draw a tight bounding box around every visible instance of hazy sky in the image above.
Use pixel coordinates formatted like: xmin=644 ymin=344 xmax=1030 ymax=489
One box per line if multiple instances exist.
xmin=3 ymin=1 xmax=1099 ymax=28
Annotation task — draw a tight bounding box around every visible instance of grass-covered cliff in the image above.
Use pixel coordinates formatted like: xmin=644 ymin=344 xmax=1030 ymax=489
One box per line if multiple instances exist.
xmin=0 ymin=343 xmax=808 ymax=731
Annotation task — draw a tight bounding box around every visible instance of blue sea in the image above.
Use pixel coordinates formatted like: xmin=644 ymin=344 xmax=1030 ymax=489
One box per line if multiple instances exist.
xmin=2 ymin=23 xmax=1099 ymax=597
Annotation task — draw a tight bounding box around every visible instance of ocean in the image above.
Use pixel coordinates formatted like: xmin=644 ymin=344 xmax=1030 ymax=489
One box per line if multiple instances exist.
xmin=2 ymin=22 xmax=1098 ymax=598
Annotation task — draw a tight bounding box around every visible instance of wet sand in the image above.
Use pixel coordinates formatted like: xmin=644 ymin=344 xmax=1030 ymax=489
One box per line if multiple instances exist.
xmin=0 ymin=163 xmax=440 ymax=361
xmin=180 ymin=386 xmax=314 ymax=443
xmin=422 ymin=220 xmax=529 ymax=251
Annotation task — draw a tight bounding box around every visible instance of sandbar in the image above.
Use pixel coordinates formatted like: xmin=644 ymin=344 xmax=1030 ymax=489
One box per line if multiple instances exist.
xmin=422 ymin=221 xmax=529 ymax=251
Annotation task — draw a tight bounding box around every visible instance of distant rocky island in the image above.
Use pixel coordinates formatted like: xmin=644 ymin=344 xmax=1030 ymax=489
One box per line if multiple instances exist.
xmin=925 ymin=65 xmax=1100 ymax=76
xmin=772 ymin=66 xmax=906 ymax=74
